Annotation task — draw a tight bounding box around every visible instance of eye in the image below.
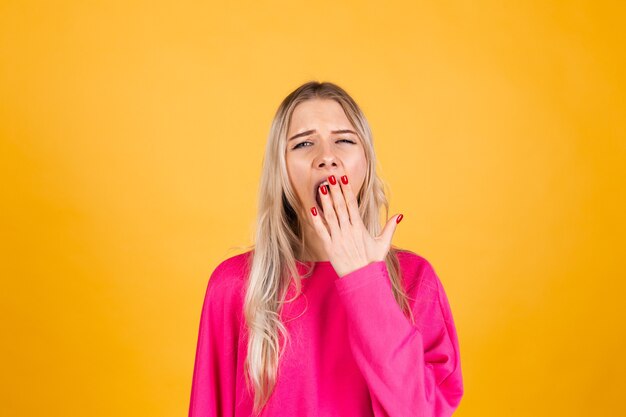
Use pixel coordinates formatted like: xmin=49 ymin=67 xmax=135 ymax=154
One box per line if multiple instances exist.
xmin=293 ymin=139 xmax=356 ymax=150
xmin=293 ymin=141 xmax=311 ymax=149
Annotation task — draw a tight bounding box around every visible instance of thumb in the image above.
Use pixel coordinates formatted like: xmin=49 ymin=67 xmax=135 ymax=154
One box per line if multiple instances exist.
xmin=378 ymin=213 xmax=403 ymax=245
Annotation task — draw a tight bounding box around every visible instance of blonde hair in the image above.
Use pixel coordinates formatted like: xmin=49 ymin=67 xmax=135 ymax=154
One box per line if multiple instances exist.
xmin=231 ymin=81 xmax=415 ymax=414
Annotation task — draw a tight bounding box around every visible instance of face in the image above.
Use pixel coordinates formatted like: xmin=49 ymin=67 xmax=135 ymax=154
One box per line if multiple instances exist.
xmin=285 ymin=98 xmax=367 ymax=224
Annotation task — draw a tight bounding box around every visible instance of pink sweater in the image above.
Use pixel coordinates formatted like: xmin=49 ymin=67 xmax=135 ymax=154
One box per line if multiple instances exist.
xmin=188 ymin=250 xmax=464 ymax=416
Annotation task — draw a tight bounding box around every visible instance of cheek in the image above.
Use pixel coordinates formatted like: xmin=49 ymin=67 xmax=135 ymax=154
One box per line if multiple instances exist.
xmin=351 ymin=168 xmax=367 ymax=199
xmin=346 ymin=159 xmax=367 ymax=187
xmin=287 ymin=173 xmax=309 ymax=201
xmin=285 ymin=159 xmax=301 ymax=186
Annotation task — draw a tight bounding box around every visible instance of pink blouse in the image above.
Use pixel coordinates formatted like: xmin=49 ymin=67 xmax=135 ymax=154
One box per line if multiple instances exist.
xmin=188 ymin=250 xmax=464 ymax=416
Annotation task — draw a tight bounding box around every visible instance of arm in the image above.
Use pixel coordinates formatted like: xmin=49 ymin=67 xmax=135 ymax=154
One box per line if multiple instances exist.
xmin=334 ymin=260 xmax=464 ymax=417
xmin=188 ymin=264 xmax=241 ymax=417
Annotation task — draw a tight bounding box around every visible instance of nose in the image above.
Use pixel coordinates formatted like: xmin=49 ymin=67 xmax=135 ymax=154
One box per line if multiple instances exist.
xmin=315 ymin=141 xmax=340 ymax=168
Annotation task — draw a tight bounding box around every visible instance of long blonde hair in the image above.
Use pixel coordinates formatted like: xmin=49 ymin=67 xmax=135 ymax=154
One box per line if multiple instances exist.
xmin=232 ymin=81 xmax=415 ymax=414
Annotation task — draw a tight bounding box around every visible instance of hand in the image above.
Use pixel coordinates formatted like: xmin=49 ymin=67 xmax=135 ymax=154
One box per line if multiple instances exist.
xmin=310 ymin=174 xmax=403 ymax=278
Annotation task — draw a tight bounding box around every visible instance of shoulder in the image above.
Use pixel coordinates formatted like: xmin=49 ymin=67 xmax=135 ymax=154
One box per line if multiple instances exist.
xmin=395 ymin=249 xmax=440 ymax=292
xmin=204 ymin=251 xmax=251 ymax=303
xmin=210 ymin=251 xmax=252 ymax=284
xmin=395 ymin=249 xmax=448 ymax=309
xmin=394 ymin=249 xmax=455 ymax=325
xmin=196 ymin=252 xmax=251 ymax=331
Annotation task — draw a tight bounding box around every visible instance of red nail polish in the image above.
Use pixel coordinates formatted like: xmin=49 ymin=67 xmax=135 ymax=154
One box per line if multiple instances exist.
xmin=320 ymin=185 xmax=328 ymax=195
xmin=396 ymin=214 xmax=403 ymax=224
xmin=341 ymin=175 xmax=348 ymax=185
xmin=328 ymin=175 xmax=336 ymax=185
xmin=311 ymin=207 xmax=318 ymax=216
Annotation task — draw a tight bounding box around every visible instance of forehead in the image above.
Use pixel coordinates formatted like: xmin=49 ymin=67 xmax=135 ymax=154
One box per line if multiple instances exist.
xmin=288 ymin=98 xmax=352 ymax=132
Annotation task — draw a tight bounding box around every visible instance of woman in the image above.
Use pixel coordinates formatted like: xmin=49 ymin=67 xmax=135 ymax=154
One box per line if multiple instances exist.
xmin=188 ymin=81 xmax=464 ymax=416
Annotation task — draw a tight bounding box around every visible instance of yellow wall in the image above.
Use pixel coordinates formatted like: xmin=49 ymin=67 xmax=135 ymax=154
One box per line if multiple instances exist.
xmin=1 ymin=1 xmax=624 ymax=415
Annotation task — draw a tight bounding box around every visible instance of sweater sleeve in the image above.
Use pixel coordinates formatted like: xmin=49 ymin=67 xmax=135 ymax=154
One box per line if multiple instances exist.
xmin=188 ymin=263 xmax=242 ymax=417
xmin=334 ymin=260 xmax=464 ymax=417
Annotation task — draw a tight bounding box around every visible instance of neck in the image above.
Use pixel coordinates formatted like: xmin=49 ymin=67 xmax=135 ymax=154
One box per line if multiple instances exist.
xmin=297 ymin=221 xmax=329 ymax=262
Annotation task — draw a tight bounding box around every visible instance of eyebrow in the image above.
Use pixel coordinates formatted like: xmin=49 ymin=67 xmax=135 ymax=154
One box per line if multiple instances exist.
xmin=288 ymin=129 xmax=358 ymax=141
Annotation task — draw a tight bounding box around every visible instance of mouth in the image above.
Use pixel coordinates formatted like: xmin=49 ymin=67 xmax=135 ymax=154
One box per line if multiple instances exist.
xmin=313 ymin=179 xmax=330 ymax=213
xmin=315 ymin=193 xmax=324 ymax=213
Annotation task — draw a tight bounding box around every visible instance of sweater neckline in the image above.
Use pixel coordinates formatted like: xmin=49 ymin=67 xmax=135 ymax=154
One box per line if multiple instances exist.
xmin=295 ymin=259 xmax=336 ymax=280
xmin=296 ymin=259 xmax=333 ymax=267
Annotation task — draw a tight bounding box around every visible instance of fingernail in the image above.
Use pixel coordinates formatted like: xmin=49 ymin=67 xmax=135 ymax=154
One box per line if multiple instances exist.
xmin=320 ymin=185 xmax=328 ymax=195
xmin=396 ymin=214 xmax=403 ymax=224
xmin=311 ymin=207 xmax=318 ymax=216
xmin=328 ymin=175 xmax=337 ymax=185
xmin=341 ymin=175 xmax=348 ymax=185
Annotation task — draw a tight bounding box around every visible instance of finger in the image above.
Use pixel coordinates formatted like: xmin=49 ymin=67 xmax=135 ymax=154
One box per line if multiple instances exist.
xmin=319 ymin=182 xmax=341 ymax=239
xmin=338 ymin=174 xmax=365 ymax=229
xmin=309 ymin=205 xmax=332 ymax=247
xmin=327 ymin=174 xmax=351 ymax=230
xmin=378 ymin=213 xmax=403 ymax=246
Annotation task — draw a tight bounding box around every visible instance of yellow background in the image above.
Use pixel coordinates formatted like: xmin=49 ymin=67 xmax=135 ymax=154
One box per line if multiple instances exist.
xmin=1 ymin=1 xmax=624 ymax=416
